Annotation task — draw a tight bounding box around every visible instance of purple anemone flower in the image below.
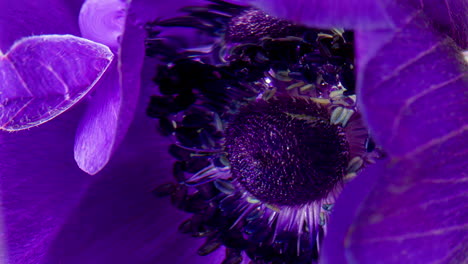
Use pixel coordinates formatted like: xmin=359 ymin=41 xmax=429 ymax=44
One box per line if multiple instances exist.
xmin=0 ymin=0 xmax=466 ymax=264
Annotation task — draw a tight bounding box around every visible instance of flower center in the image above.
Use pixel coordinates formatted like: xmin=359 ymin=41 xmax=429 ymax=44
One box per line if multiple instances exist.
xmin=145 ymin=1 xmax=383 ymax=263
xmin=225 ymin=9 xmax=305 ymax=43
xmin=225 ymin=97 xmax=349 ymax=206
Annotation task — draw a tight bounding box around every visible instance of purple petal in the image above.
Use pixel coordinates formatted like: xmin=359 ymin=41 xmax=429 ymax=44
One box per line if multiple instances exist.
xmin=0 ymin=0 xmax=82 ymax=51
xmin=404 ymin=0 xmax=468 ymax=48
xmin=3 ymin=61 xmax=224 ymax=263
xmin=246 ymin=0 xmax=394 ymax=30
xmin=79 ymin=0 xmax=128 ymax=49
xmin=322 ymin=2 xmax=468 ymax=263
xmin=74 ymin=62 xmax=120 ymax=175
xmin=347 ymin=134 xmax=468 ymax=263
xmin=323 ymin=136 xmax=468 ymax=264
xmin=0 ymin=105 xmax=92 ymax=264
xmin=74 ymin=0 xmax=143 ymax=174
xmin=46 ymin=121 xmax=224 ymax=263
xmin=357 ymin=11 xmax=467 ymax=157
xmin=73 ymin=0 xmax=214 ymax=175
xmin=321 ymin=161 xmax=383 ymax=264
xmin=127 ymin=0 xmax=205 ymax=22
xmin=0 ymin=35 xmax=113 ymax=131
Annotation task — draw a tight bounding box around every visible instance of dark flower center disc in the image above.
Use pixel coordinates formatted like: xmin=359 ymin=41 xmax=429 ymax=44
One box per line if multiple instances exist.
xmin=225 ymin=97 xmax=350 ymax=206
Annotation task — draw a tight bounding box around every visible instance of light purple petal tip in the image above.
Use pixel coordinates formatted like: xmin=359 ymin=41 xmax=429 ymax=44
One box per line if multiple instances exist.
xmin=0 ymin=35 xmax=113 ymax=131
xmin=0 ymin=107 xmax=92 ymax=264
xmin=74 ymin=0 xmax=201 ymax=176
xmin=75 ymin=0 xmax=145 ymax=175
xmin=74 ymin=62 xmax=120 ymax=175
xmin=79 ymin=0 xmax=128 ymax=49
xmin=323 ymin=2 xmax=468 ymax=263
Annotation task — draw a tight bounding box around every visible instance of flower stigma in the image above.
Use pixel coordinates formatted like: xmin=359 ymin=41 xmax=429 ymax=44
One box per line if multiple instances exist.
xmin=145 ymin=1 xmax=382 ymax=263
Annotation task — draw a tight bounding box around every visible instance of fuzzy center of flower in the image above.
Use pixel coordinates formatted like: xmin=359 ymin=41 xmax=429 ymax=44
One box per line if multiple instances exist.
xmin=225 ymin=97 xmax=349 ymax=206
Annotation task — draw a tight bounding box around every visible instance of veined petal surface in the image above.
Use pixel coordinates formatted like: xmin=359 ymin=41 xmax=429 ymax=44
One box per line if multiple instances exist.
xmin=74 ymin=0 xmax=143 ymax=175
xmin=0 ymin=35 xmax=113 ymax=131
xmin=321 ymin=1 xmax=468 ymax=263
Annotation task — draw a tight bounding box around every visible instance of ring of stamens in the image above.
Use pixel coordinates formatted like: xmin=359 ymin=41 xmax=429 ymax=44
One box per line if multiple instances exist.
xmin=146 ymin=1 xmax=381 ymax=263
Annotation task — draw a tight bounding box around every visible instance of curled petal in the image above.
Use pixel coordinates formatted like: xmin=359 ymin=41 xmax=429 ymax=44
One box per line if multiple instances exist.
xmin=79 ymin=0 xmax=129 ymax=49
xmin=74 ymin=0 xmax=216 ymax=175
xmin=404 ymin=0 xmax=468 ymax=48
xmin=75 ymin=0 xmax=142 ymax=175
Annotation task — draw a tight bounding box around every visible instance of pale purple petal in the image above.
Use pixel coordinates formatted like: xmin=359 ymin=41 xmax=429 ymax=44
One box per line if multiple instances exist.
xmin=74 ymin=0 xmax=142 ymax=174
xmin=46 ymin=118 xmax=224 ymax=263
xmin=0 ymin=35 xmax=113 ymax=131
xmin=246 ymin=0 xmax=394 ymax=30
xmin=347 ymin=135 xmax=468 ymax=263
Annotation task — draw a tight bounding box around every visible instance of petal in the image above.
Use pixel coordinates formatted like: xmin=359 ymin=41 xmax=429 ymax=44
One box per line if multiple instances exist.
xmin=245 ymin=0 xmax=394 ymax=30
xmin=348 ymin=134 xmax=468 ymax=263
xmin=44 ymin=62 xmax=225 ymax=263
xmin=0 ymin=105 xmax=93 ymax=264
xmin=74 ymin=62 xmax=121 ymax=175
xmin=73 ymin=0 xmax=213 ymax=175
xmin=323 ymin=132 xmax=468 ymax=264
xmin=323 ymin=2 xmax=468 ymax=263
xmin=404 ymin=0 xmax=468 ymax=48
xmin=321 ymin=161 xmax=383 ymax=264
xmin=79 ymin=0 xmax=128 ymax=49
xmin=126 ymin=0 xmax=205 ymax=22
xmin=0 ymin=35 xmax=113 ymax=131
xmin=0 ymin=0 xmax=83 ymax=52
xmin=46 ymin=117 xmax=225 ymax=263
xmin=357 ymin=9 xmax=468 ymax=157
xmin=75 ymin=0 xmax=142 ymax=174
